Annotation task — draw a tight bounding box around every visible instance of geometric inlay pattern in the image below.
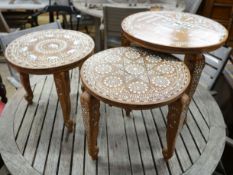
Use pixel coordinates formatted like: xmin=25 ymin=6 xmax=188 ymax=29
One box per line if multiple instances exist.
xmin=81 ymin=47 xmax=191 ymax=105
xmin=122 ymin=11 xmax=228 ymax=48
xmin=5 ymin=29 xmax=94 ymax=69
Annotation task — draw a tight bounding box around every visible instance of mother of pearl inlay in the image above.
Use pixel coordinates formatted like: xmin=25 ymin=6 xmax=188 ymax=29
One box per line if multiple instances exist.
xmin=81 ymin=47 xmax=191 ymax=105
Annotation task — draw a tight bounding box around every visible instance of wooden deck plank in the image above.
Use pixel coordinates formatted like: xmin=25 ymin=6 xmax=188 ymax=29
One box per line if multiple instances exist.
xmin=71 ymin=101 xmax=85 ymax=175
xmin=24 ymin=76 xmax=54 ymax=164
xmin=160 ymin=107 xmax=192 ymax=172
xmin=180 ymin=125 xmax=200 ymax=163
xmin=133 ymin=110 xmax=157 ymax=175
xmin=71 ymin=73 xmax=85 ymax=175
xmin=32 ymin=82 xmax=58 ymax=173
xmin=97 ymin=104 xmax=109 ymax=175
xmin=141 ymin=110 xmax=170 ymax=175
xmin=151 ymin=108 xmax=183 ymax=175
xmin=123 ymin=111 xmax=144 ymax=175
xmin=189 ymin=101 xmax=209 ymax=141
xmin=58 ymin=71 xmax=79 ymax=175
xmin=16 ymin=77 xmax=47 ymax=153
xmin=43 ymin=103 xmax=64 ymax=175
xmin=185 ymin=110 xmax=206 ymax=153
xmin=13 ymin=76 xmax=45 ymax=137
xmin=107 ymin=106 xmax=132 ymax=175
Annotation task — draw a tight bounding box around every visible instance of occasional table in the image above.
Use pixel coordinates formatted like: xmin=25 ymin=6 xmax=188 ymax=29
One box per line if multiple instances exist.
xmin=80 ymin=47 xmax=191 ymax=160
xmin=121 ymin=11 xmax=229 ymax=116
xmin=5 ymin=29 xmax=94 ymax=132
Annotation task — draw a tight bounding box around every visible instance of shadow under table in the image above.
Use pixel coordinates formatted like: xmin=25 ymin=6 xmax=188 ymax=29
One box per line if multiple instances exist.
xmin=0 ymin=68 xmax=226 ymax=175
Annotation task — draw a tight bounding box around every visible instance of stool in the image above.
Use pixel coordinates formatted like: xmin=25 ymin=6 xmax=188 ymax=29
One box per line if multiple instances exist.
xmin=80 ymin=47 xmax=191 ymax=160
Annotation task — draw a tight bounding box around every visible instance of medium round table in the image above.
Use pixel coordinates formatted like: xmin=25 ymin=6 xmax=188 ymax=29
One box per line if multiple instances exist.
xmin=80 ymin=47 xmax=191 ymax=160
xmin=5 ymin=29 xmax=94 ymax=132
xmin=121 ymin=11 xmax=228 ymax=117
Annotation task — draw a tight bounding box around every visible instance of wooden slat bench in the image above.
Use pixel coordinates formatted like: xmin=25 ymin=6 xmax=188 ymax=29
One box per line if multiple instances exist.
xmin=0 ymin=68 xmax=226 ymax=175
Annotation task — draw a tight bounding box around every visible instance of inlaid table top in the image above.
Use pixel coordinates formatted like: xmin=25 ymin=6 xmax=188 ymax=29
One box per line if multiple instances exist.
xmin=5 ymin=29 xmax=95 ymax=74
xmin=121 ymin=11 xmax=229 ymax=53
xmin=81 ymin=47 xmax=191 ymax=108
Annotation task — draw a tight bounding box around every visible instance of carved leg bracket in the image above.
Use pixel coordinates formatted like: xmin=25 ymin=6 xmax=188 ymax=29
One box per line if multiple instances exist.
xmin=54 ymin=71 xmax=74 ymax=133
xmin=163 ymin=94 xmax=189 ymax=160
xmin=20 ymin=72 xmax=33 ymax=104
xmin=80 ymin=90 xmax=100 ymax=160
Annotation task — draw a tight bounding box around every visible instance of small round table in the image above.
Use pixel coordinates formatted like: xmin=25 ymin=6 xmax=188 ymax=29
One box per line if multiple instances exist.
xmin=80 ymin=47 xmax=191 ymax=160
xmin=5 ymin=29 xmax=94 ymax=132
xmin=121 ymin=11 xmax=228 ymax=115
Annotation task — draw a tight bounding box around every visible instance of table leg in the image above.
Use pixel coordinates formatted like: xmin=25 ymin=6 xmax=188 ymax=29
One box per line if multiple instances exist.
xmin=121 ymin=33 xmax=131 ymax=46
xmin=163 ymin=94 xmax=189 ymax=160
xmin=54 ymin=71 xmax=74 ymax=133
xmin=184 ymin=53 xmax=205 ymax=116
xmin=80 ymin=90 xmax=100 ymax=160
xmin=19 ymin=72 xmax=33 ymax=104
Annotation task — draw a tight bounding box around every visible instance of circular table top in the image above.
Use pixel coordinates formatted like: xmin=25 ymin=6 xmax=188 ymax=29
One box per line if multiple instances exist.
xmin=5 ymin=29 xmax=95 ymax=74
xmin=121 ymin=11 xmax=229 ymax=53
xmin=81 ymin=47 xmax=190 ymax=108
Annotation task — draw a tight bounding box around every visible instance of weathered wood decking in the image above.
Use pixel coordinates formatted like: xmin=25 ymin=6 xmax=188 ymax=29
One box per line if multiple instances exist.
xmin=0 ymin=69 xmax=226 ymax=175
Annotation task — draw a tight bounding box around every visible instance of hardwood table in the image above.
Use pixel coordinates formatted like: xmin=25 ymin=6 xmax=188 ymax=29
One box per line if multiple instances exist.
xmin=73 ymin=2 xmax=185 ymax=51
xmin=0 ymin=70 xmax=226 ymax=175
xmin=121 ymin=11 xmax=229 ymax=118
xmin=4 ymin=29 xmax=94 ymax=132
xmin=80 ymin=47 xmax=191 ymax=160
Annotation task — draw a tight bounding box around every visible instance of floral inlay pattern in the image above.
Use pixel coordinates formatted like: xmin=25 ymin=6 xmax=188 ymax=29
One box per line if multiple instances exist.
xmin=81 ymin=47 xmax=191 ymax=105
xmin=122 ymin=11 xmax=228 ymax=48
xmin=5 ymin=29 xmax=94 ymax=69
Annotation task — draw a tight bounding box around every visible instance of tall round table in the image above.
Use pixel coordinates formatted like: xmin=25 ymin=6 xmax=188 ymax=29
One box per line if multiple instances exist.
xmin=121 ymin=11 xmax=229 ymax=117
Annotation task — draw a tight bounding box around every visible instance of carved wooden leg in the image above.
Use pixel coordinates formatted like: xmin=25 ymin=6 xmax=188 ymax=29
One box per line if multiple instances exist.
xmin=163 ymin=94 xmax=189 ymax=160
xmin=80 ymin=90 xmax=100 ymax=160
xmin=54 ymin=71 xmax=74 ymax=133
xmin=19 ymin=72 xmax=33 ymax=104
xmin=121 ymin=33 xmax=131 ymax=46
xmin=183 ymin=54 xmax=205 ymax=117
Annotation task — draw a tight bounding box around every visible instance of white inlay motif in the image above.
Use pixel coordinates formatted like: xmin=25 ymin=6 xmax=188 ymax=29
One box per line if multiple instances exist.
xmin=125 ymin=64 xmax=144 ymax=75
xmin=125 ymin=50 xmax=141 ymax=59
xmin=128 ymin=81 xmax=148 ymax=94
xmin=21 ymin=47 xmax=28 ymax=52
xmin=28 ymin=54 xmax=37 ymax=61
xmin=104 ymin=76 xmax=123 ymax=88
xmin=95 ymin=64 xmax=112 ymax=74
xmin=48 ymin=43 xmax=59 ymax=49
xmin=48 ymin=56 xmax=61 ymax=64
xmin=157 ymin=63 xmax=175 ymax=74
xmin=104 ymin=55 xmax=121 ymax=63
xmin=151 ymin=76 xmax=171 ymax=88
